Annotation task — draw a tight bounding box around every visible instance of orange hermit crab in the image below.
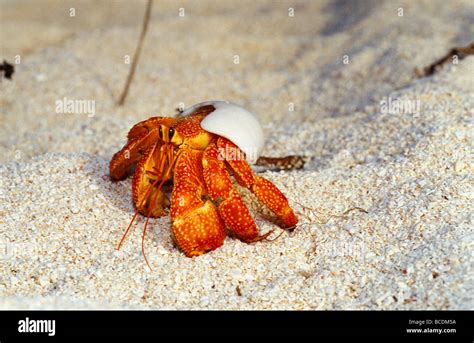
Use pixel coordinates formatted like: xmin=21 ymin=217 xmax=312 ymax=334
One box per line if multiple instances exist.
xmin=110 ymin=101 xmax=298 ymax=264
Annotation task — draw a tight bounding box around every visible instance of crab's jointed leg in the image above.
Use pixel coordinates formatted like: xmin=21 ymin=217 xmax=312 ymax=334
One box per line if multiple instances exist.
xmin=202 ymin=143 xmax=272 ymax=242
xmin=131 ymin=143 xmax=172 ymax=218
xmin=217 ymin=138 xmax=298 ymax=228
xmin=109 ymin=130 xmax=158 ymax=180
xmin=117 ymin=143 xmax=177 ymax=269
xmin=109 ymin=116 xmax=177 ymax=180
xmin=170 ymin=149 xmax=226 ymax=257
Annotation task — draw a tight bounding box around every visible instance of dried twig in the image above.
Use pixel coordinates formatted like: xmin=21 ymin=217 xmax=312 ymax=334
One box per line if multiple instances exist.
xmin=256 ymin=155 xmax=308 ymax=171
xmin=117 ymin=0 xmax=153 ymax=106
xmin=416 ymin=42 xmax=474 ymax=78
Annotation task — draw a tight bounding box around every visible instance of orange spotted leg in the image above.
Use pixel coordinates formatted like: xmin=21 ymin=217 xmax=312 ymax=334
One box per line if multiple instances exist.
xmin=131 ymin=143 xmax=171 ymax=218
xmin=202 ymin=143 xmax=273 ymax=242
xmin=117 ymin=143 xmax=175 ymax=269
xmin=110 ymin=116 xmax=178 ymax=180
xmin=217 ymin=138 xmax=298 ymax=229
xmin=109 ymin=131 xmax=158 ymax=180
xmin=170 ymin=149 xmax=226 ymax=257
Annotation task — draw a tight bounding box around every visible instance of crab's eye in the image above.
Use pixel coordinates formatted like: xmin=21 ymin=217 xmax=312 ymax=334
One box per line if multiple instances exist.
xmin=168 ymin=127 xmax=175 ymax=139
xmin=158 ymin=126 xmax=163 ymax=139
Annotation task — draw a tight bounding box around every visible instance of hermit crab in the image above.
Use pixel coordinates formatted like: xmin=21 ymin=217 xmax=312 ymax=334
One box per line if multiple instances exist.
xmin=110 ymin=101 xmax=298 ymax=264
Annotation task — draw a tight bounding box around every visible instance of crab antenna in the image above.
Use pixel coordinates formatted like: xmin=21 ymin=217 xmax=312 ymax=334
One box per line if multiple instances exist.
xmin=141 ymin=214 xmax=153 ymax=270
xmin=117 ymin=209 xmax=140 ymax=250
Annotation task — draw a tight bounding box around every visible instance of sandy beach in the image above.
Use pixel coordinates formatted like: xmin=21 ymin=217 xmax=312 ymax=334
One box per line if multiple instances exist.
xmin=0 ymin=0 xmax=473 ymax=309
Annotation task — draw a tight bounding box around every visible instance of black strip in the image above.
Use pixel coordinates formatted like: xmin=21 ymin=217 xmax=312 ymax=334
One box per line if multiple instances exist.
xmin=0 ymin=310 xmax=471 ymax=338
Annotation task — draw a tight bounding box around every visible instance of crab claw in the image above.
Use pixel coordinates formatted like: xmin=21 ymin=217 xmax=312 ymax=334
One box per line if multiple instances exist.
xmin=172 ymin=200 xmax=226 ymax=257
xmin=170 ymin=149 xmax=225 ymax=256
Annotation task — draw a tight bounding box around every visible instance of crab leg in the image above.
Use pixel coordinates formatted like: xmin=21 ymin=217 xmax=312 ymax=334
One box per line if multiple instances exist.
xmin=217 ymin=138 xmax=298 ymax=228
xmin=202 ymin=143 xmax=273 ymax=242
xmin=132 ymin=143 xmax=170 ymax=217
xmin=110 ymin=116 xmax=178 ymax=180
xmin=127 ymin=116 xmax=177 ymax=141
xmin=109 ymin=130 xmax=159 ymax=180
xmin=118 ymin=143 xmax=178 ymax=269
xmin=170 ymin=149 xmax=225 ymax=257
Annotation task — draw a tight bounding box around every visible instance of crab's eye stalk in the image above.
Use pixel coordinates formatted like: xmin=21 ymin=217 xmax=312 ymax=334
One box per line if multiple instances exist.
xmin=168 ymin=127 xmax=175 ymax=140
xmin=158 ymin=126 xmax=163 ymax=140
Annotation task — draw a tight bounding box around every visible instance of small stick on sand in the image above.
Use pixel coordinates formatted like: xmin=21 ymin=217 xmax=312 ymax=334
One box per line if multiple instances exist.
xmin=256 ymin=155 xmax=308 ymax=171
xmin=117 ymin=0 xmax=153 ymax=106
xmin=416 ymin=42 xmax=474 ymax=78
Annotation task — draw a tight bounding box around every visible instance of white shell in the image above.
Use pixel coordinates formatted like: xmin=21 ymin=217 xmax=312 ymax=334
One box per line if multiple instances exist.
xmin=182 ymin=101 xmax=264 ymax=164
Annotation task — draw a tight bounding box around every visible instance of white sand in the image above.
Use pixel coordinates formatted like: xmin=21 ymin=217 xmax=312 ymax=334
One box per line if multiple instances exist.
xmin=1 ymin=0 xmax=473 ymax=309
